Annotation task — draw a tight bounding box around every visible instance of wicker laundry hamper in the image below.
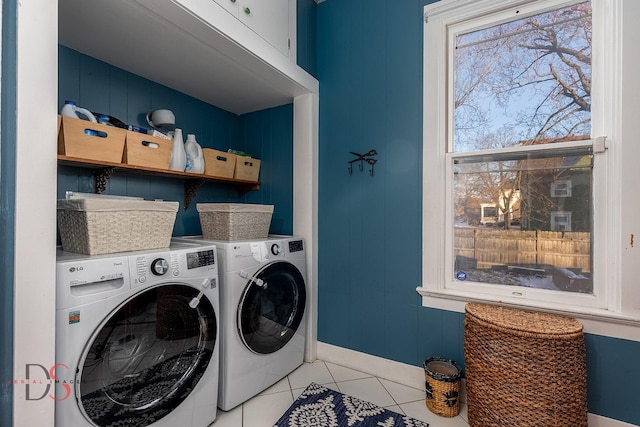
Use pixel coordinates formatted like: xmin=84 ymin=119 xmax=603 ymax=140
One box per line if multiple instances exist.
xmin=464 ymin=303 xmax=587 ymax=427
xmin=423 ymin=357 xmax=462 ymax=417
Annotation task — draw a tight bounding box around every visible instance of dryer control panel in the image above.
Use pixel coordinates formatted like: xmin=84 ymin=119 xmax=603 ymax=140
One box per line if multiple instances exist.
xmin=250 ymin=242 xmax=282 ymax=263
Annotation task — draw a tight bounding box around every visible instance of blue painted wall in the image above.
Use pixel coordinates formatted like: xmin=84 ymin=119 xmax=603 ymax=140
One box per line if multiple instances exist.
xmin=57 ymin=45 xmax=294 ymax=237
xmin=297 ymin=0 xmax=318 ymax=77
xmin=315 ymin=0 xmax=640 ymax=425
xmin=0 ymin=0 xmax=17 ymax=424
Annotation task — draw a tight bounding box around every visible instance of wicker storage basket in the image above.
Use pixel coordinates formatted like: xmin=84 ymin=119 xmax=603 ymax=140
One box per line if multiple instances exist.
xmin=57 ymin=198 xmax=178 ymax=255
xmin=423 ymin=357 xmax=462 ymax=417
xmin=197 ymin=203 xmax=273 ymax=241
xmin=464 ymin=303 xmax=587 ymax=427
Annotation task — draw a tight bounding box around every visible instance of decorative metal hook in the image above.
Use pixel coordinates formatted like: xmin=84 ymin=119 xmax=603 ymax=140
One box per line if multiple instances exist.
xmin=348 ymin=149 xmax=378 ymax=177
xmin=366 ymin=158 xmax=377 ymax=176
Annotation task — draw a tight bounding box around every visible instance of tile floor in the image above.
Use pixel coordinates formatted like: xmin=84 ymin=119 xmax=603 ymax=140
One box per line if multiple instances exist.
xmin=209 ymin=359 xmax=470 ymax=427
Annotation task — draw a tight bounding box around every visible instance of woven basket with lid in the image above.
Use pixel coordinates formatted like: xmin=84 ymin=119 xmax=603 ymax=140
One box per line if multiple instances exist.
xmin=464 ymin=303 xmax=587 ymax=427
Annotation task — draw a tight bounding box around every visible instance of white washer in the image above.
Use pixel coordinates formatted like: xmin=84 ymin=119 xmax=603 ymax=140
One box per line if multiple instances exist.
xmin=55 ymin=241 xmax=220 ymax=427
xmin=174 ymin=235 xmax=307 ymax=411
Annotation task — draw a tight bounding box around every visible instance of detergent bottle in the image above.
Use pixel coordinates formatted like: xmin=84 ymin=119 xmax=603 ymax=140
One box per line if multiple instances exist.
xmin=60 ymin=100 xmax=97 ymax=123
xmin=184 ymin=134 xmax=204 ymax=174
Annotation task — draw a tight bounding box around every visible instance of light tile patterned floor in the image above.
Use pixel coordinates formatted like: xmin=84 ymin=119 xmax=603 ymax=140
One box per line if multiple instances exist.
xmin=210 ymin=360 xmax=469 ymax=427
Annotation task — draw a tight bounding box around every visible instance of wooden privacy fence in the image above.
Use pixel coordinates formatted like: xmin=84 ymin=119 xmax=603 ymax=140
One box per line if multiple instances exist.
xmin=454 ymin=228 xmax=591 ymax=273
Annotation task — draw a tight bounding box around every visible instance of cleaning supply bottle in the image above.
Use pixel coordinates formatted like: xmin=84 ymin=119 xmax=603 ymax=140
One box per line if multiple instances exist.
xmin=184 ymin=134 xmax=204 ymax=174
xmin=169 ymin=128 xmax=187 ymax=172
xmin=60 ymin=100 xmax=97 ymax=123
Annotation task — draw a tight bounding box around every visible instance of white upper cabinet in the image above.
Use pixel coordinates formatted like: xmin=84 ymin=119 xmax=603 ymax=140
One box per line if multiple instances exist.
xmin=214 ymin=0 xmax=292 ymax=58
xmin=215 ymin=0 xmax=239 ymax=16
xmin=58 ymin=0 xmax=316 ymax=115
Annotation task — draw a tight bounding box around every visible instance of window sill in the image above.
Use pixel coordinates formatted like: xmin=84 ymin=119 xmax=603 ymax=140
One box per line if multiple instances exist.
xmin=416 ymin=286 xmax=640 ymax=342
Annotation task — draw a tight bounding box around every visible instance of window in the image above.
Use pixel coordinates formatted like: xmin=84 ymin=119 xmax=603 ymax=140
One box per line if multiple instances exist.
xmin=420 ymin=0 xmax=635 ymax=320
xmin=550 ymin=211 xmax=572 ymax=231
xmin=551 ymin=180 xmax=573 ymax=198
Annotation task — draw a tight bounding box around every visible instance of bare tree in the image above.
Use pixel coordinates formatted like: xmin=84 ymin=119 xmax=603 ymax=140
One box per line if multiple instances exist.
xmin=454 ymin=2 xmax=591 ymax=147
xmin=510 ymin=2 xmax=591 ymax=141
xmin=453 ymin=2 xmax=592 ymax=230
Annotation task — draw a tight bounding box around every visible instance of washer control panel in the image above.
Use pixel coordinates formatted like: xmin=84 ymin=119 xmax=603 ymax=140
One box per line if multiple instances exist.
xmin=187 ymin=249 xmax=216 ymax=269
xmin=130 ymin=245 xmax=217 ymax=287
xmin=134 ymin=255 xmax=174 ymax=284
xmin=151 ymin=258 xmax=169 ymax=276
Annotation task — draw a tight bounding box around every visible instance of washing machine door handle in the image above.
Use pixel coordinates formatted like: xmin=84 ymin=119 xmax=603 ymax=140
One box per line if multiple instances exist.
xmin=189 ymin=277 xmax=212 ymax=308
xmin=239 ymin=270 xmax=266 ymax=287
xmin=251 ymin=277 xmax=266 ymax=287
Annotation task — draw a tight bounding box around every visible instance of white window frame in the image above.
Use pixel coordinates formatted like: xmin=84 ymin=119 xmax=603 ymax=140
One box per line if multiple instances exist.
xmin=419 ymin=0 xmax=640 ymax=327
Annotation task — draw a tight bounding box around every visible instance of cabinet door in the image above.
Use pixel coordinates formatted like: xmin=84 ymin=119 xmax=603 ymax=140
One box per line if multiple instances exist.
xmin=238 ymin=0 xmax=290 ymax=57
xmin=214 ymin=0 xmax=239 ymax=17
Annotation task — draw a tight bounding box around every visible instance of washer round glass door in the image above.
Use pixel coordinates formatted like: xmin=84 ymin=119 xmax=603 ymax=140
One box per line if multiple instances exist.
xmin=77 ymin=284 xmax=217 ymax=427
xmin=238 ymin=261 xmax=306 ymax=354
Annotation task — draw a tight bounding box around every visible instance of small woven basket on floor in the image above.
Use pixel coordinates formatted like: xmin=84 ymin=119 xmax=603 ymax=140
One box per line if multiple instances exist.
xmin=423 ymin=357 xmax=462 ymax=418
xmin=464 ymin=303 xmax=587 ymax=427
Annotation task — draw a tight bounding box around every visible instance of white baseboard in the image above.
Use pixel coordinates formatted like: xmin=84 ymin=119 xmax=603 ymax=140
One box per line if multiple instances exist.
xmin=316 ymin=342 xmax=470 ymax=403
xmin=587 ymin=414 xmax=639 ymax=427
xmin=316 ymin=342 xmax=637 ymax=427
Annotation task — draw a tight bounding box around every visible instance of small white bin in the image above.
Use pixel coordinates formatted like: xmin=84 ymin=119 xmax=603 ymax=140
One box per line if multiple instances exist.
xmin=197 ymin=203 xmax=274 ymax=241
xmin=57 ymin=198 xmax=179 ymax=255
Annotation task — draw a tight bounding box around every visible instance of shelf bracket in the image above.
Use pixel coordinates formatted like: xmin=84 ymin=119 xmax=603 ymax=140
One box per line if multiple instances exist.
xmin=184 ymin=179 xmax=205 ymax=210
xmin=93 ymin=167 xmax=115 ymax=193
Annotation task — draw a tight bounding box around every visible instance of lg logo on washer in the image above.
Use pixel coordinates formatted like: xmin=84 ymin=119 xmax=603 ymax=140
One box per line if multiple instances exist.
xmin=68 ymin=260 xmax=123 ymax=272
xmin=9 ymin=364 xmax=74 ymax=401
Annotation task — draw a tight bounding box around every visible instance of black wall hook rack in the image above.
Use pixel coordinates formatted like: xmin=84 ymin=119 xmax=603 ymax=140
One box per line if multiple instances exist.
xmin=348 ymin=149 xmax=378 ymax=176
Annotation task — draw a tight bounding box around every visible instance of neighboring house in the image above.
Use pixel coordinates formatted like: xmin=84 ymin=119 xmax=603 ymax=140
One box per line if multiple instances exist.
xmin=519 ymin=153 xmax=592 ymax=232
xmin=478 ymin=189 xmax=521 ymax=227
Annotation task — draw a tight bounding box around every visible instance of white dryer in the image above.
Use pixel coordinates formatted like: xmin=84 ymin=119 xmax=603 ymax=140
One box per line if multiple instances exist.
xmin=55 ymin=241 xmax=220 ymax=427
xmin=174 ymin=235 xmax=307 ymax=411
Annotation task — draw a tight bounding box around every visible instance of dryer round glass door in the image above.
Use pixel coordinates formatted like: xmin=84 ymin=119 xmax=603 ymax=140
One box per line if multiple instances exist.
xmin=76 ymin=284 xmax=217 ymax=427
xmin=238 ymin=261 xmax=306 ymax=354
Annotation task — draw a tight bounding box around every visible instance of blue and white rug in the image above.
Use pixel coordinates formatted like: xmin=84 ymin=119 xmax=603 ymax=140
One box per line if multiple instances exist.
xmin=274 ymin=382 xmax=429 ymax=427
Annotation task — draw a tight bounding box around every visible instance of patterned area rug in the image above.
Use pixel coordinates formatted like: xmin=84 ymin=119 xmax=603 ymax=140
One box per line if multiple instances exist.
xmin=274 ymin=382 xmax=429 ymax=427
